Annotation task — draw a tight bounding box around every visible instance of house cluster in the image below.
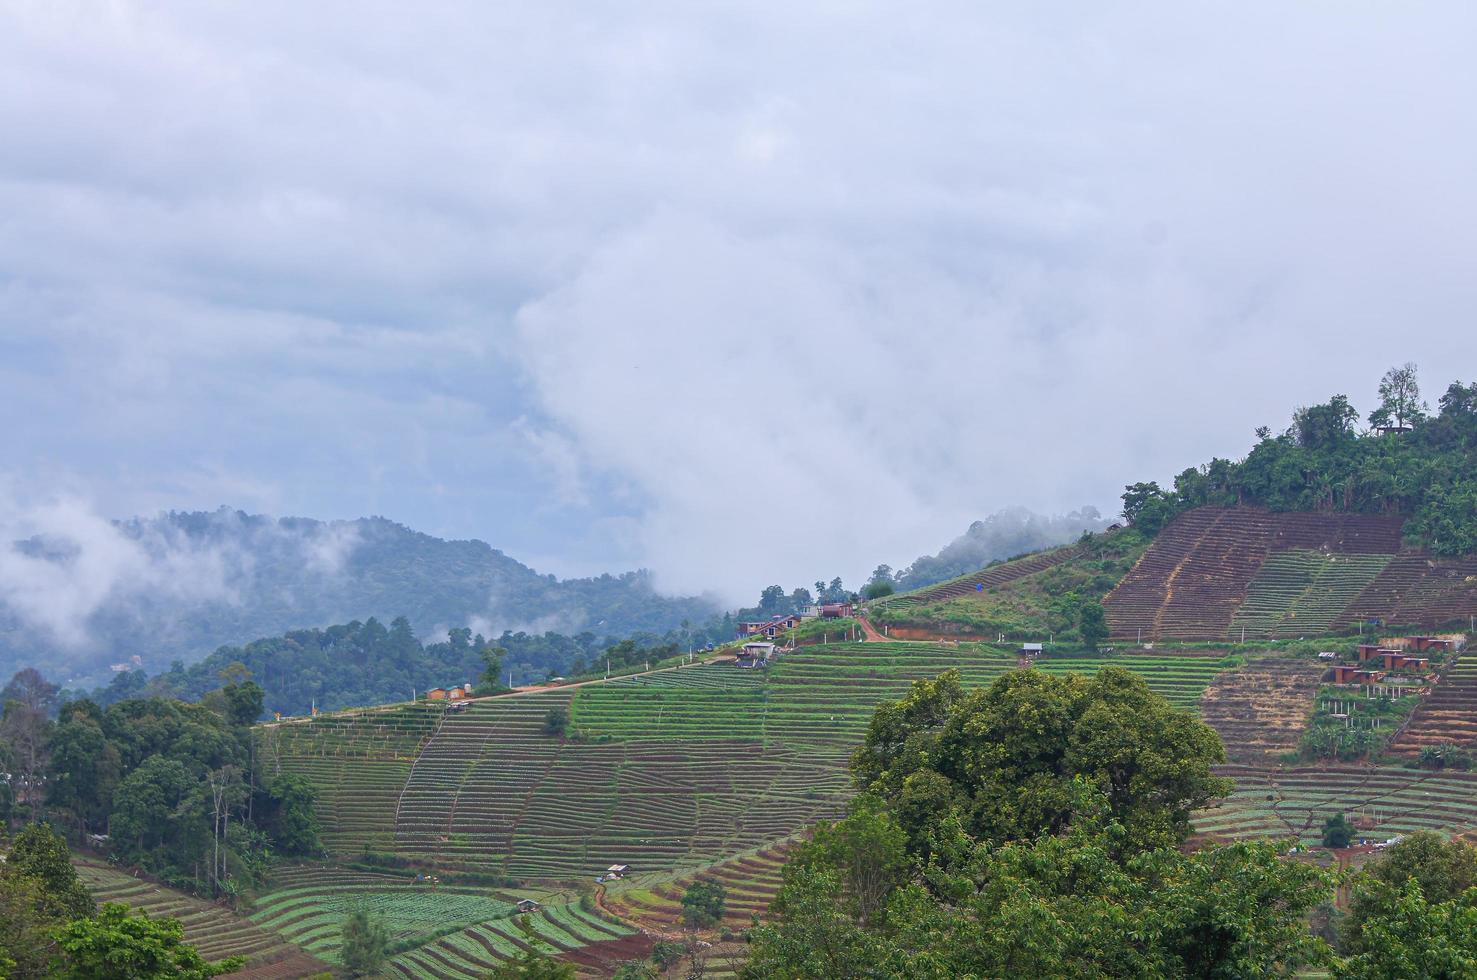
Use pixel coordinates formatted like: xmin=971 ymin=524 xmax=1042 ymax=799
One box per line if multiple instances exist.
xmin=1332 ymin=636 xmax=1457 ymax=685
xmin=735 ymin=602 xmax=855 ymax=639
xmin=426 ymin=683 xmax=473 ymax=703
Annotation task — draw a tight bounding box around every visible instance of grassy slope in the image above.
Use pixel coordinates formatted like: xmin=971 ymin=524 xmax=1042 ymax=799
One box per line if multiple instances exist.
xmin=871 ymin=531 xmax=1149 ymax=640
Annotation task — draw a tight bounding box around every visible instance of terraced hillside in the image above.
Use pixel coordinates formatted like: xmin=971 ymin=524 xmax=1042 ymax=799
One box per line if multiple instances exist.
xmin=74 ymin=860 xmax=326 ymax=979
xmin=267 ymin=643 xmax=1248 ymax=886
xmin=1336 ymin=555 xmax=1477 ymax=630
xmin=1198 ymin=657 xmax=1322 ymax=763
xmin=605 ymin=843 xmax=790 ymax=933
xmin=250 ymin=863 xmax=633 ymax=978
xmin=1386 ymin=652 xmax=1477 ymax=757
xmin=1104 ymin=507 xmax=1422 ymax=641
xmin=1196 ymin=765 xmax=1477 ymax=845
xmin=1229 ymin=551 xmax=1391 ymax=639
xmin=258 ymin=702 xmax=442 ymax=854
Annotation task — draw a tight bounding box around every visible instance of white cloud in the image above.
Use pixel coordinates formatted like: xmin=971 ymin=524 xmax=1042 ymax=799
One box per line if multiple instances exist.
xmin=2 ymin=4 xmax=1476 ymax=604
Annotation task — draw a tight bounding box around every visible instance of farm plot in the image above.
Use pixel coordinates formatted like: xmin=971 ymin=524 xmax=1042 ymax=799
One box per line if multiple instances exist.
xmin=1196 ymin=765 xmax=1477 ymax=845
xmin=384 ymin=898 xmax=638 ymax=980
xmin=74 ymin=859 xmax=326 ymax=978
xmin=251 ymin=874 xmax=530 ymax=964
xmin=1229 ymin=551 xmax=1391 ymax=639
xmin=1198 ymin=656 xmax=1322 ymax=763
xmin=272 ymin=643 xmax=1241 ymax=885
xmin=605 ymin=842 xmax=791 ymax=933
xmin=258 ymin=701 xmax=443 ymax=855
xmin=1387 ymin=652 xmax=1477 ymax=757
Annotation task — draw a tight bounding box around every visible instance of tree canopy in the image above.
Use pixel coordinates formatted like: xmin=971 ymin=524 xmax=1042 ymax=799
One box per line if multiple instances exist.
xmin=1119 ymin=368 xmax=1477 ymax=555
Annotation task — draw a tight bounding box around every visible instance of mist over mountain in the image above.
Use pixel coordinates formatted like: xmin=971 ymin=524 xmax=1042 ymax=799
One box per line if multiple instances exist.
xmin=0 ymin=506 xmax=718 ymax=686
xmin=895 ymin=506 xmax=1111 ymax=591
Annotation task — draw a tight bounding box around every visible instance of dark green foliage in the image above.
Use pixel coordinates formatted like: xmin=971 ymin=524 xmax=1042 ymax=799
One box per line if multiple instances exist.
xmin=52 ymin=902 xmax=243 ymax=979
xmin=1118 ymin=371 xmax=1477 ymax=557
xmin=1336 ymin=880 xmax=1477 ymax=978
xmin=862 ymin=579 xmax=896 ymax=600
xmin=254 ymin=773 xmax=321 ymax=856
xmin=851 ymin=667 xmax=1231 ymax=856
xmin=0 ymin=823 xmax=95 ymax=976
xmin=340 ymin=908 xmax=390 ymax=978
xmin=1322 ymin=813 xmax=1355 ymax=848
xmin=0 ymin=869 xmax=57 ymax=978
xmin=1344 ymin=831 xmax=1477 ymax=958
xmin=747 ymin=668 xmax=1338 ymax=975
xmin=650 ymin=940 xmax=687 ymax=970
xmin=543 ymin=705 xmax=569 ymax=737
xmin=1078 ymin=600 xmax=1108 ymax=651
xmin=746 ymin=787 xmax=1333 ymax=978
xmin=5 ymin=824 xmax=93 ymax=920
xmin=1420 ymin=742 xmax=1475 ymax=771
xmin=680 ymin=878 xmax=727 ymax=929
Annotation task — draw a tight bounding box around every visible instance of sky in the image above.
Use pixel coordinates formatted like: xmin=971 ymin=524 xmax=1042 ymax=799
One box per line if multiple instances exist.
xmin=2 ymin=3 xmax=1476 ymax=604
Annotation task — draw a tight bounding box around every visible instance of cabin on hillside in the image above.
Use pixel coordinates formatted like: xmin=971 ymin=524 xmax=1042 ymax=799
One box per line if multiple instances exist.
xmin=1381 ymin=652 xmax=1430 ymax=672
xmin=736 ymin=614 xmax=802 ymax=639
xmin=426 ymin=688 xmax=449 ymax=701
xmin=1409 ymin=636 xmax=1455 ymax=653
xmin=515 ymin=899 xmax=540 ymax=914
xmin=606 ymin=864 xmax=630 ymax=879
xmin=737 ymin=642 xmax=776 ymax=667
xmin=1356 ymin=644 xmax=1382 ymax=662
xmin=1333 ymin=665 xmax=1385 ymax=685
xmin=1020 ymin=642 xmax=1044 ymax=657
xmin=820 ymin=602 xmax=854 ymax=619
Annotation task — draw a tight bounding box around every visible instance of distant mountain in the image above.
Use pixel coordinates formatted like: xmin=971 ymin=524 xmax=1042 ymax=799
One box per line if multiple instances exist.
xmin=895 ymin=506 xmax=1111 ymax=591
xmin=0 ymin=508 xmax=717 ymax=686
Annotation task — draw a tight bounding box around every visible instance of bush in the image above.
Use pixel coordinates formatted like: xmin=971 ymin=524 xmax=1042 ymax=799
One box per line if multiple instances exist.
xmin=544 ymin=706 xmax=569 ymax=737
xmin=1322 ymin=813 xmax=1355 ymax=849
xmin=1419 ymin=742 xmax=1474 ymax=771
xmin=680 ymin=878 xmax=727 ymax=929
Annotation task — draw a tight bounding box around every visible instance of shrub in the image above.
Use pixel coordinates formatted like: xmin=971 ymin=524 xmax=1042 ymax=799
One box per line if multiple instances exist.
xmin=1322 ymin=813 xmax=1355 ymax=849
xmin=544 ymin=706 xmax=570 ymax=737
xmin=680 ymin=879 xmax=727 ymax=929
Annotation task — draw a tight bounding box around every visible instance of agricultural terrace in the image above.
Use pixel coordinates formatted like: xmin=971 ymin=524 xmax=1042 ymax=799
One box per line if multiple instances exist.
xmin=1196 ymin=765 xmax=1477 ymax=846
xmin=1198 ymin=656 xmax=1323 ymax=764
xmin=249 ymin=863 xmax=631 ymax=978
xmin=604 ymin=841 xmax=790 ymax=933
xmin=73 ymin=859 xmax=326 ymax=979
xmin=1104 ymin=507 xmax=1429 ymax=642
xmin=1387 ymin=650 xmax=1477 ymax=756
xmin=257 ymin=702 xmax=442 ymax=854
xmin=264 ymin=643 xmax=1244 ymax=883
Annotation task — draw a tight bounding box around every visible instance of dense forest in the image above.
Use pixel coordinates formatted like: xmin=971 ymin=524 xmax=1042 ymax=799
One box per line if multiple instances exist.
xmin=1123 ymin=367 xmax=1477 ymax=553
xmin=0 ymin=668 xmax=320 ymax=902
xmin=0 ymin=510 xmax=719 ymax=686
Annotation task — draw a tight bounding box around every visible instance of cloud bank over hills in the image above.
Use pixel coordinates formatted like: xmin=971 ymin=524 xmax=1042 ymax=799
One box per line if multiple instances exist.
xmin=2 ymin=5 xmax=1476 ymax=601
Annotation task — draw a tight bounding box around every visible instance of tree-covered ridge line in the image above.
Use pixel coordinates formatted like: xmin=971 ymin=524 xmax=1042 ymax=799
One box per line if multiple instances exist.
xmin=88 ymin=615 xmax=731 ymax=718
xmin=0 ymin=508 xmax=721 ymax=686
xmin=1122 ymin=368 xmax=1477 ymax=555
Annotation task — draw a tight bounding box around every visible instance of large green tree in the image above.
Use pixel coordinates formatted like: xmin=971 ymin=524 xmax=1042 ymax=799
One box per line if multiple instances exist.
xmin=52 ymin=903 xmax=242 ymax=979
xmin=851 ymin=667 xmax=1230 ymax=856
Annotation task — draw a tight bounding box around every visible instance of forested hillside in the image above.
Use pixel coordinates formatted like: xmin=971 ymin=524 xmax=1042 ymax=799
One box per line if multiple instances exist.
xmin=0 ymin=509 xmax=717 ymax=686
xmin=1123 ymin=369 xmax=1477 ymax=553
